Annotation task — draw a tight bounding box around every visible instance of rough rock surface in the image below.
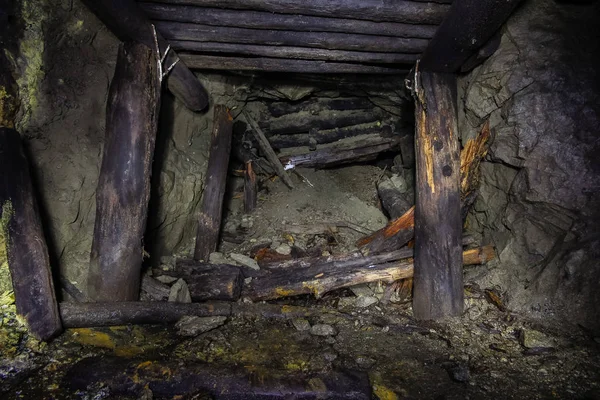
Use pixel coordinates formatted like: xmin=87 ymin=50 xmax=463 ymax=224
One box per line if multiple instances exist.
xmin=459 ymin=0 xmax=600 ymax=331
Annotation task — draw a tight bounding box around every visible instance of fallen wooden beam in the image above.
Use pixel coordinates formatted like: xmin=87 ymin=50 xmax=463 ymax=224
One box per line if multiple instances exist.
xmin=59 ymin=302 xmax=348 ymax=327
xmin=88 ymin=42 xmax=160 ymax=302
xmin=245 ymin=246 xmax=495 ymax=301
xmin=66 ymin=356 xmax=372 ymax=400
xmin=171 ymin=41 xmax=419 ymax=65
xmin=178 ymin=54 xmax=410 ymax=74
xmin=243 ymin=111 xmax=295 ymax=189
xmin=260 ymin=109 xmax=387 ymax=136
xmin=244 ymin=161 xmax=257 ymax=212
xmin=154 ymin=261 xmax=243 ymax=301
xmin=419 ymin=0 xmax=524 ymax=72
xmin=412 ymin=71 xmax=463 ymax=320
xmin=143 ymin=0 xmax=451 ymax=25
xmin=377 ymin=176 xmax=413 ymax=219
xmin=0 ymin=127 xmax=62 ymax=341
xmin=140 ymin=3 xmax=438 ymax=38
xmin=194 ymin=106 xmax=234 ymax=261
xmin=268 ymin=97 xmax=374 ymax=118
xmin=279 ymin=133 xmax=401 ymax=169
xmin=267 ymin=124 xmax=398 ymax=149
xmin=156 ymin=22 xmax=429 ymax=53
xmin=80 ymin=0 xmax=209 ymax=111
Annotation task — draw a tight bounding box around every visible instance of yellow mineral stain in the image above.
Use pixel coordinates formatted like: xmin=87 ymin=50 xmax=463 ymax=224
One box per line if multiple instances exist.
xmin=70 ymin=328 xmax=116 ymax=349
xmin=275 ymin=287 xmax=295 ymax=297
xmin=307 ymin=377 xmax=327 ymax=392
xmin=370 ymin=372 xmax=399 ymax=400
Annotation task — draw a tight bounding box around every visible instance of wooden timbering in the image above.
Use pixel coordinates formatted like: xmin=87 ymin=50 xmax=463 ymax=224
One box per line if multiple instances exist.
xmin=80 ymin=0 xmax=209 ymax=111
xmin=244 ymin=161 xmax=257 ymax=213
xmin=194 ymin=105 xmax=234 ymax=261
xmin=88 ymin=42 xmax=161 ymax=301
xmin=411 ymin=70 xmax=463 ymax=319
xmin=0 ymin=127 xmax=62 ymax=340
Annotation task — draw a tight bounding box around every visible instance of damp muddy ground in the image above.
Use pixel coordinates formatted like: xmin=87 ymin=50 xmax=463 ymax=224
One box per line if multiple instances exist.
xmin=2 ymin=289 xmax=600 ymax=399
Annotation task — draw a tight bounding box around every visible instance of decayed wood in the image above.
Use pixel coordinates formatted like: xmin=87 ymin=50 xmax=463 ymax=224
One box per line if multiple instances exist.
xmin=412 ymin=71 xmax=463 ymax=320
xmin=88 ymin=42 xmax=160 ymax=302
xmin=261 ymin=109 xmax=387 ymax=136
xmin=155 ymin=261 xmax=243 ymax=301
xmin=80 ymin=0 xmax=209 ymax=111
xmin=244 ymin=161 xmax=257 ymax=213
xmin=460 ymin=120 xmax=491 ymax=221
xmin=143 ymin=0 xmax=450 ymax=25
xmin=141 ymin=3 xmax=438 ymax=38
xmin=267 ymin=124 xmax=397 ymax=149
xmin=59 ymin=301 xmax=232 ymax=327
xmin=357 ymin=206 xmax=415 ymax=254
xmin=66 ymin=356 xmax=372 ymax=400
xmin=419 ymin=0 xmax=524 ymax=72
xmin=178 ymin=54 xmax=408 ymax=74
xmin=377 ymin=177 xmax=414 ymax=219
xmin=0 ymin=128 xmax=62 ymax=341
xmin=194 ymin=106 xmax=234 ymax=261
xmin=260 ymin=109 xmax=387 ymax=136
xmin=245 ymin=246 xmax=494 ymax=301
xmin=171 ymin=41 xmax=420 ymax=65
xmin=243 ymin=111 xmax=295 ymax=189
xmin=156 ymin=22 xmax=429 ymax=53
xmin=268 ymin=97 xmax=374 ymax=118
xmin=279 ymin=133 xmax=401 ymax=169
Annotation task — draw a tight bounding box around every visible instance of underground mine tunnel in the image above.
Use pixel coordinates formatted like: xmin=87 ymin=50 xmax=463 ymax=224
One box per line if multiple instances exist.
xmin=1 ymin=0 xmax=599 ymax=398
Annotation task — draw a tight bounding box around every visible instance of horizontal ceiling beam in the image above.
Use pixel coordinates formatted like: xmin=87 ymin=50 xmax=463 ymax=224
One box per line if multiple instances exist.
xmin=419 ymin=0 xmax=524 ymax=72
xmin=142 ymin=0 xmax=451 ymax=24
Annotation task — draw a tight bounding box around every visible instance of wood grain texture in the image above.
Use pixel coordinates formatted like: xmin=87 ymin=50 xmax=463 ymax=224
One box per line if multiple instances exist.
xmin=0 ymin=128 xmax=62 ymax=340
xmin=88 ymin=42 xmax=160 ymax=302
xmin=194 ymin=106 xmax=234 ymax=261
xmin=412 ymin=71 xmax=463 ymax=319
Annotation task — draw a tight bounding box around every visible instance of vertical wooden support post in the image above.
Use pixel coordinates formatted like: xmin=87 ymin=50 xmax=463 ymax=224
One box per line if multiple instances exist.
xmin=88 ymin=42 xmax=161 ymax=302
xmin=0 ymin=127 xmax=62 ymax=340
xmin=194 ymin=106 xmax=234 ymax=261
xmin=244 ymin=161 xmax=257 ymax=213
xmin=411 ymin=69 xmax=463 ymax=320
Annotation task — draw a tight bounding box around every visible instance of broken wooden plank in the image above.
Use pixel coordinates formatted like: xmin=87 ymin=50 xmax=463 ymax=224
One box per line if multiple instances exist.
xmin=88 ymin=42 xmax=161 ymax=302
xmin=171 ymin=41 xmax=420 ymax=65
xmin=419 ymin=0 xmax=524 ymax=72
xmin=155 ymin=21 xmax=429 ymax=53
xmin=279 ymin=133 xmax=401 ymax=170
xmin=0 ymin=127 xmax=62 ymax=341
xmin=140 ymin=3 xmax=438 ymax=38
xmin=143 ymin=0 xmax=450 ymax=24
xmin=243 ymin=111 xmax=295 ymax=189
xmin=377 ymin=176 xmax=413 ymax=219
xmin=244 ymin=161 xmax=257 ymax=213
xmin=268 ymin=97 xmax=374 ymax=118
xmin=178 ymin=54 xmax=408 ymax=74
xmin=412 ymin=70 xmax=463 ymax=320
xmin=66 ymin=356 xmax=372 ymax=399
xmin=154 ymin=261 xmax=243 ymax=301
xmin=460 ymin=120 xmax=491 ymax=221
xmin=194 ymin=105 xmax=234 ymax=261
xmin=245 ymin=246 xmax=494 ymax=301
xmin=80 ymin=0 xmax=209 ymax=111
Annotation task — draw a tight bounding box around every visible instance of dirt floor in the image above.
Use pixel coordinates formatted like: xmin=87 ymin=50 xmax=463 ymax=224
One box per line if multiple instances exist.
xmin=2 ymin=165 xmax=600 ymax=399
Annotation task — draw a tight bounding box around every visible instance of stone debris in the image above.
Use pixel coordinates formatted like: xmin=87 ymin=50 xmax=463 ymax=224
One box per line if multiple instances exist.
xmin=519 ymin=329 xmax=555 ymax=349
xmin=274 ymin=243 xmax=292 ymax=255
xmin=229 ymin=253 xmax=260 ymax=270
xmin=310 ymin=324 xmax=337 ymax=336
xmin=209 ymin=252 xmax=230 ymax=265
xmin=355 ymin=296 xmax=379 ymax=308
xmin=168 ymin=279 xmax=192 ymax=303
xmin=155 ymin=275 xmax=178 ymax=284
xmin=175 ymin=316 xmax=227 ymax=337
xmin=292 ymin=318 xmax=311 ymax=332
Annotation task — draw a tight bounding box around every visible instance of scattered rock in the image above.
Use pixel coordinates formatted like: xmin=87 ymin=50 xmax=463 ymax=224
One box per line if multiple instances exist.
xmin=240 ymin=217 xmax=253 ymax=231
xmin=310 ymin=324 xmax=337 ymax=336
xmin=350 ymin=285 xmax=374 ymax=298
xmin=292 ymin=318 xmax=311 ymax=332
xmin=355 ymin=356 xmax=376 ymax=369
xmin=229 ymin=253 xmax=260 ymax=270
xmin=275 ymin=243 xmax=292 ymax=255
xmin=155 ymin=275 xmax=178 ymax=284
xmin=355 ymin=296 xmax=379 ymax=308
xmin=244 ymin=277 xmax=253 ymax=285
xmin=337 ymin=297 xmax=355 ymax=309
xmin=168 ymin=279 xmax=192 ymax=303
xmin=444 ymin=362 xmax=470 ymax=383
xmin=209 ymin=252 xmax=229 ymax=265
xmin=519 ymin=329 xmax=554 ymax=349
xmin=323 ymin=352 xmax=338 ymax=362
xmin=159 ymin=255 xmax=176 ymax=269
xmin=175 ymin=316 xmax=227 ymax=337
